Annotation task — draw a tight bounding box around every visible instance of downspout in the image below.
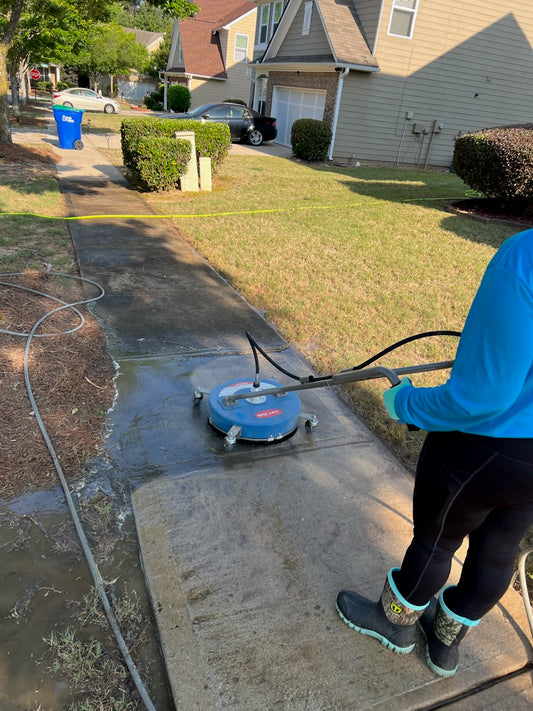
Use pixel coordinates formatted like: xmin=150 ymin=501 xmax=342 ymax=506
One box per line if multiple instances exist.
xmin=328 ymin=67 xmax=349 ymax=161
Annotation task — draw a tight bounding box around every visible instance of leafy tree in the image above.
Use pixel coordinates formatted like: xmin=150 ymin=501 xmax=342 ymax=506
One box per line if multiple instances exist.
xmin=8 ymin=0 xmax=99 ymax=115
xmin=112 ymin=1 xmax=173 ymax=33
xmin=74 ymin=24 xmax=149 ymax=95
xmin=0 ymin=0 xmax=197 ymax=143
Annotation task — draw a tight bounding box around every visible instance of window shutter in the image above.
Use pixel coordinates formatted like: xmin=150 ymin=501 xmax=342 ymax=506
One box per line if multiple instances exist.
xmin=302 ymin=2 xmax=313 ymax=36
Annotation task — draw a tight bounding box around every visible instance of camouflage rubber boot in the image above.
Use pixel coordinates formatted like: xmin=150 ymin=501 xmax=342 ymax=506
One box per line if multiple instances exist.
xmin=418 ymin=586 xmax=480 ymax=677
xmin=336 ymin=567 xmax=429 ymax=654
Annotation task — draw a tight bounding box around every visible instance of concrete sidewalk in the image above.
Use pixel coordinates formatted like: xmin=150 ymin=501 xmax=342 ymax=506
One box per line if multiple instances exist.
xmin=13 ymin=124 xmax=533 ymax=709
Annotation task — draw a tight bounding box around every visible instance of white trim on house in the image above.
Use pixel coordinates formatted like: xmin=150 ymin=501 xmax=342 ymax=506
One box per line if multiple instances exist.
xmin=219 ymin=7 xmax=258 ymax=30
xmin=311 ymin=0 xmax=337 ymax=60
xmin=372 ymin=0 xmax=387 ymax=55
xmin=263 ymin=0 xmax=303 ymax=59
xmin=328 ymin=66 xmax=349 ymax=160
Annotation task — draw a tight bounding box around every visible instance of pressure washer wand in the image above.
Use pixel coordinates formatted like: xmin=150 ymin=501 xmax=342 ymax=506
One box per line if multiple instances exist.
xmin=222 ymin=360 xmax=454 ymax=405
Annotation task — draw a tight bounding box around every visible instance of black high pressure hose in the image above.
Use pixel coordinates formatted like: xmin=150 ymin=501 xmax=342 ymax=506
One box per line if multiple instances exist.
xmin=245 ymin=329 xmax=462 ymax=384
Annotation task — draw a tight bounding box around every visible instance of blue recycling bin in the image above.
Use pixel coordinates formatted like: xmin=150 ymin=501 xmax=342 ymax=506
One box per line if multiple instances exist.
xmin=52 ymin=105 xmax=84 ymax=150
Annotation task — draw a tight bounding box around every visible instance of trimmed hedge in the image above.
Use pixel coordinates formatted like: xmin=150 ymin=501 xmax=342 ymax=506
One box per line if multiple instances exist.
xmin=134 ymin=136 xmax=191 ymax=191
xmin=291 ymin=118 xmax=332 ymax=162
xmin=121 ymin=117 xmax=230 ymax=178
xmin=453 ymin=125 xmax=533 ymax=211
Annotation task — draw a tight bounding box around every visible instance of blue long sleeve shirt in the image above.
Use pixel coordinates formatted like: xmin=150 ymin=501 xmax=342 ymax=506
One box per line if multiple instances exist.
xmin=394 ymin=229 xmax=533 ymax=437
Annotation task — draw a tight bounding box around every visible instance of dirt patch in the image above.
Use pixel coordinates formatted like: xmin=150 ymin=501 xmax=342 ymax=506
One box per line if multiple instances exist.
xmin=0 ymin=141 xmax=60 ymax=165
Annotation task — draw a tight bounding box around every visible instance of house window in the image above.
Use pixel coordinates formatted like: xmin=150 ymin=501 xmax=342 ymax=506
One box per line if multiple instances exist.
xmin=272 ymin=1 xmax=283 ymax=33
xmin=234 ymin=33 xmax=249 ymax=62
xmin=257 ymin=2 xmax=284 ymax=47
xmin=302 ymin=1 xmax=313 ymax=36
xmin=388 ymin=0 xmax=418 ymax=39
xmin=38 ymin=64 xmax=50 ymax=82
xmin=259 ymin=4 xmax=270 ymax=45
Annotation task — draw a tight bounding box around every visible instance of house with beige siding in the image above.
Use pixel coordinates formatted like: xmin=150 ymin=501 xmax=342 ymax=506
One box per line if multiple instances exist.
xmin=249 ymin=0 xmax=533 ymax=167
xmin=164 ymin=0 xmax=258 ymax=109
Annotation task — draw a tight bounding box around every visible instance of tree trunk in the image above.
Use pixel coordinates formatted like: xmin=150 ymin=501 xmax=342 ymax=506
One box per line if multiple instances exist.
xmin=0 ymin=0 xmax=26 ymax=144
xmin=19 ymin=57 xmax=29 ymax=106
xmin=0 ymin=42 xmax=12 ymax=144
xmin=10 ymin=65 xmax=20 ymax=117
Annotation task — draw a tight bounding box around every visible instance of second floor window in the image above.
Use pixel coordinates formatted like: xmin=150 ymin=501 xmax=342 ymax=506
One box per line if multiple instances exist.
xmin=259 ymin=4 xmax=270 ymax=44
xmin=258 ymin=1 xmax=284 ymax=46
xmin=234 ymin=33 xmax=249 ymax=62
xmin=388 ymin=0 xmax=418 ymax=39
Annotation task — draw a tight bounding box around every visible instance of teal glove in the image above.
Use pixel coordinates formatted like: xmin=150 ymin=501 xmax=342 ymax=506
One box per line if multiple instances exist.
xmin=383 ymin=377 xmax=412 ymax=421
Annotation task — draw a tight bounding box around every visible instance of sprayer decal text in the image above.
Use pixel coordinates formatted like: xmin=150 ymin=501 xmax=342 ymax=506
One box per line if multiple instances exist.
xmin=255 ymin=409 xmax=282 ymax=418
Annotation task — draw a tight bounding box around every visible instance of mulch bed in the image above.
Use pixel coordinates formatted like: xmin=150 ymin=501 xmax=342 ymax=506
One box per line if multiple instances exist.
xmin=0 ymin=273 xmax=116 ymax=500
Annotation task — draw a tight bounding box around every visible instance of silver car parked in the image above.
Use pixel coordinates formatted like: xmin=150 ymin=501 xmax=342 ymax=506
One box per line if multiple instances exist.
xmin=52 ymin=88 xmax=120 ymax=114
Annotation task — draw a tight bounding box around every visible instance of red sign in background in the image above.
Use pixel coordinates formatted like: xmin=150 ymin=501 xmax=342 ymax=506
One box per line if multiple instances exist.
xmin=30 ymin=69 xmax=41 ymax=80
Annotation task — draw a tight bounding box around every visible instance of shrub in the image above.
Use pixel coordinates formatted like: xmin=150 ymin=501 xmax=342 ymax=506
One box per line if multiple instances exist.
xmin=291 ymin=118 xmax=332 ymax=162
xmin=453 ymin=125 xmax=533 ymax=213
xmin=167 ymin=84 xmax=191 ymax=113
xmin=160 ymin=118 xmax=230 ymax=172
xmin=121 ymin=118 xmax=163 ymax=169
xmin=120 ymin=117 xmax=231 ymax=188
xmin=143 ymin=85 xmax=164 ymax=110
xmin=133 ymin=136 xmax=191 ymax=191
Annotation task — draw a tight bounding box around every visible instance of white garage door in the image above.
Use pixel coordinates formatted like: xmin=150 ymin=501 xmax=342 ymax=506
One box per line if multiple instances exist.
xmin=272 ymin=87 xmax=326 ymax=146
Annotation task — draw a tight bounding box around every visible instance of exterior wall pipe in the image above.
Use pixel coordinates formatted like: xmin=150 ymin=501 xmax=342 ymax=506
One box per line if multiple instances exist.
xmin=424 ymin=119 xmax=438 ymax=169
xmin=328 ymin=66 xmax=350 ymax=161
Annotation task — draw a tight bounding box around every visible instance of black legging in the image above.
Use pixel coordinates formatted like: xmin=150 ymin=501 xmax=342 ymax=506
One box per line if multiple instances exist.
xmin=396 ymin=430 xmax=533 ymax=621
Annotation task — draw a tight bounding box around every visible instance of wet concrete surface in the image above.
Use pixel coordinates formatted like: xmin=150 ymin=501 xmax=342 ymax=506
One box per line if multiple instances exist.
xmin=6 ymin=123 xmax=533 ymax=709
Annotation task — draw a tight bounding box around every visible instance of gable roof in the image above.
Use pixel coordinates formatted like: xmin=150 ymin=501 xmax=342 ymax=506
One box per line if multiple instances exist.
xmin=123 ymin=27 xmax=165 ymax=53
xmin=167 ymin=0 xmax=257 ymax=79
xmin=261 ymin=0 xmax=379 ymax=71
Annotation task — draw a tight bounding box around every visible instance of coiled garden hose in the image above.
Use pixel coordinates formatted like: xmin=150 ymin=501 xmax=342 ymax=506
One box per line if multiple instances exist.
xmin=0 ymin=272 xmax=157 ymax=711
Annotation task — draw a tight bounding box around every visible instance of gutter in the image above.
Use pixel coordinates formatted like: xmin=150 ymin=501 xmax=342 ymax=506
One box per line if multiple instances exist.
xmin=328 ymin=67 xmax=350 ymax=161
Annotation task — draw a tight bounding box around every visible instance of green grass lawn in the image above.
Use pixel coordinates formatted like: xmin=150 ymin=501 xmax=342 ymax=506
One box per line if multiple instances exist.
xmin=142 ymin=156 xmax=516 ymax=469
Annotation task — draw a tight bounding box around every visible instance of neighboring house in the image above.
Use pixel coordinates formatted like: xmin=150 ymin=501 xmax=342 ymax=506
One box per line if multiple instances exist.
xmin=118 ymin=28 xmax=166 ymax=103
xmin=164 ymin=0 xmax=258 ymax=109
xmin=250 ymin=0 xmax=533 ymax=167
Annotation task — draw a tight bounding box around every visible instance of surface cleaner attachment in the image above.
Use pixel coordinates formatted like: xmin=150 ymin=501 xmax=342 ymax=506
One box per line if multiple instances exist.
xmin=207 ymin=378 xmax=304 ymax=448
xmin=193 ymin=330 xmax=458 ymax=451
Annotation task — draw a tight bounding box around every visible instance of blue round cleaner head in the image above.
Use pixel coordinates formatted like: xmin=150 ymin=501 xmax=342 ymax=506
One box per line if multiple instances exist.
xmin=208 ymin=378 xmax=301 ymax=443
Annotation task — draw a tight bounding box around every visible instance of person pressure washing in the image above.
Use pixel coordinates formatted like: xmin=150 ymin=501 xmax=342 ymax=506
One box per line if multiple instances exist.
xmin=336 ymin=227 xmax=533 ymax=677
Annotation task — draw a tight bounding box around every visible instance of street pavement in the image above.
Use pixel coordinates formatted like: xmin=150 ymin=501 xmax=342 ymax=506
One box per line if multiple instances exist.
xmin=10 ymin=120 xmax=533 ymax=710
